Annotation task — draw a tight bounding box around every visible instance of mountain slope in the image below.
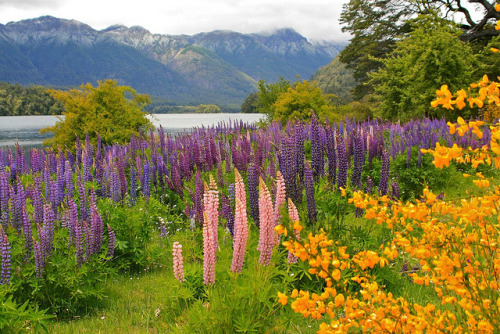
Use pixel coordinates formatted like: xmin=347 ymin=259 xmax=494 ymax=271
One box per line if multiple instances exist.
xmin=0 ymin=16 xmax=344 ymax=106
xmin=311 ymin=55 xmax=356 ymax=105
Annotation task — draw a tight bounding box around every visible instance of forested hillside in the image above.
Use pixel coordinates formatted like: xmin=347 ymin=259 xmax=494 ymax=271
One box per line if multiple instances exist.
xmin=0 ymin=82 xmax=64 ymax=116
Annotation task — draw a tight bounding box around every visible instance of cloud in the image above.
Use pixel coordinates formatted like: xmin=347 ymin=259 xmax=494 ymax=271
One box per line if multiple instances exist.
xmin=0 ymin=0 xmax=63 ymax=9
xmin=0 ymin=0 xmax=350 ymax=41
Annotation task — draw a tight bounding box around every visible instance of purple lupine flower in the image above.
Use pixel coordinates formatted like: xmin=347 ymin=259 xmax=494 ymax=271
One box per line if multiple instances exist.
xmin=90 ymin=206 xmax=103 ymax=255
xmin=77 ymin=177 xmax=88 ymax=221
xmin=106 ymin=224 xmax=116 ymax=258
xmin=55 ymin=165 xmax=65 ymax=206
xmin=379 ymin=149 xmax=390 ymax=196
xmin=83 ymin=136 xmax=93 ymax=183
xmin=64 ymin=160 xmax=74 ymax=199
xmin=12 ymin=179 xmax=27 ymax=229
xmin=0 ymin=227 xmax=11 ymax=285
xmin=217 ymin=162 xmax=224 ymax=188
xmin=304 ymin=162 xmax=317 ymax=224
xmin=311 ymin=113 xmax=324 ymax=180
xmin=130 ymin=165 xmax=137 ymax=206
xmin=9 ymin=163 xmax=17 ymax=181
xmin=21 ymin=207 xmax=32 ymax=256
xmin=351 ymin=131 xmax=365 ymax=189
xmin=325 ymin=127 xmax=337 ymax=185
xmin=391 ymin=182 xmax=400 ymax=200
xmin=74 ymin=221 xmax=84 ymax=266
xmin=31 ymin=175 xmax=44 ymax=224
xmin=15 ymin=144 xmax=26 ymax=176
xmin=110 ymin=167 xmax=120 ymax=203
xmin=0 ymin=171 xmax=9 ymax=224
xmin=227 ymin=182 xmax=235 ymax=205
xmin=117 ymin=160 xmax=127 ymax=200
xmin=171 ymin=165 xmax=183 ymax=198
xmin=336 ymin=133 xmax=348 ymax=191
xmin=75 ymin=136 xmax=82 ymax=166
xmin=366 ymin=176 xmax=373 ymax=195
xmin=48 ymin=179 xmax=57 ymax=215
xmin=221 ymin=194 xmax=235 ymax=236
xmin=295 ymin=122 xmax=305 ymax=181
xmin=30 ymin=149 xmax=40 ymax=174
xmin=278 ymin=136 xmax=298 ymax=204
xmin=247 ymin=163 xmax=260 ymax=227
xmin=142 ymin=160 xmax=151 ymax=198
xmin=83 ymin=221 xmax=93 ymax=261
xmin=66 ymin=197 xmax=78 ymax=245
xmin=42 ymin=204 xmax=55 ymax=258
xmin=43 ymin=166 xmax=51 ymax=199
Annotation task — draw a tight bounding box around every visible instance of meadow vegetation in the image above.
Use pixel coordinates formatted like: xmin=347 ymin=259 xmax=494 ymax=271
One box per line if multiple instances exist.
xmin=0 ymin=3 xmax=499 ymax=334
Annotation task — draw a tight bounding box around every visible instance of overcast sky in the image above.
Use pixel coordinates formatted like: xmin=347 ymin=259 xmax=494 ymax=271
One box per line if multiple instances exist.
xmin=0 ymin=0 xmax=350 ymax=42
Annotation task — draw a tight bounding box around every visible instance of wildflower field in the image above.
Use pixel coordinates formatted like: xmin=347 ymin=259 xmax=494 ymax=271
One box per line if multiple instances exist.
xmin=1 ymin=6 xmax=500 ymax=331
xmin=1 ymin=95 xmax=500 ymax=332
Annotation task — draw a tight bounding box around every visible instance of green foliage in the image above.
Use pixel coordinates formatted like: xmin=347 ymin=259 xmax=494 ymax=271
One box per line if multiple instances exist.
xmin=311 ymin=55 xmax=356 ymax=105
xmin=339 ymin=0 xmax=414 ymax=99
xmin=334 ymin=98 xmax=376 ymax=121
xmin=371 ymin=18 xmax=477 ymax=121
xmin=169 ymin=229 xmax=301 ymax=333
xmin=393 ymin=147 xmax=454 ymax=201
xmin=240 ymin=92 xmax=260 ymax=113
xmin=195 ymin=104 xmax=222 ymax=113
xmin=339 ymin=0 xmax=499 ymax=100
xmin=40 ymin=79 xmax=153 ymax=149
xmin=256 ymin=77 xmax=291 ymax=120
xmin=0 ymin=287 xmax=52 ymax=333
xmin=6 ymin=225 xmax=113 ymax=317
xmin=0 ymin=82 xmax=64 ymax=116
xmin=271 ymin=80 xmax=339 ymax=123
xmin=98 ymin=196 xmax=183 ymax=272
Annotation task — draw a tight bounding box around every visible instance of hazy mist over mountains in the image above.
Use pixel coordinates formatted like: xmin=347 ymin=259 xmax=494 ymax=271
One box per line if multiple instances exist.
xmin=0 ymin=16 xmax=346 ymax=106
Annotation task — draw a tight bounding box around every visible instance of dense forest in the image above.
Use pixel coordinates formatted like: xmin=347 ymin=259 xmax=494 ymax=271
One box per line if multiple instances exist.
xmin=0 ymin=82 xmax=64 ymax=116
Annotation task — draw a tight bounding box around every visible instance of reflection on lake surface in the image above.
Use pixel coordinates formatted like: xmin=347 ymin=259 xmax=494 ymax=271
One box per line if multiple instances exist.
xmin=0 ymin=113 xmax=265 ymax=148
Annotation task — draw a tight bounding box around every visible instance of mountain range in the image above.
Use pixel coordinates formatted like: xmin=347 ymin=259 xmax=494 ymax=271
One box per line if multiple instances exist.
xmin=0 ymin=16 xmax=345 ymax=107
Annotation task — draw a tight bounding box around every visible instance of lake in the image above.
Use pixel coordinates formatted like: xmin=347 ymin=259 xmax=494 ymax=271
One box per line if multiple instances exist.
xmin=0 ymin=113 xmax=265 ymax=148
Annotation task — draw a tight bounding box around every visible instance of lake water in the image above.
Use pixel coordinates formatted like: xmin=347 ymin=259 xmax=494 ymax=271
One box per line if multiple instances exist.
xmin=0 ymin=113 xmax=265 ymax=148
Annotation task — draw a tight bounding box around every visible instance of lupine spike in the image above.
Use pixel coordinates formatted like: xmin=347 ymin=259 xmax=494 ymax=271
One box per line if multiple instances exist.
xmin=336 ymin=134 xmax=348 ymax=191
xmin=304 ymin=162 xmax=317 ymax=224
xmin=247 ymin=163 xmax=260 ymax=227
xmin=172 ymin=241 xmax=185 ymax=282
xmin=257 ymin=178 xmax=274 ymax=266
xmin=0 ymin=227 xmax=11 ymax=285
xmin=379 ymin=150 xmax=390 ymax=196
xmin=106 ymin=224 xmax=116 ymax=258
xmin=231 ymin=169 xmax=249 ymax=273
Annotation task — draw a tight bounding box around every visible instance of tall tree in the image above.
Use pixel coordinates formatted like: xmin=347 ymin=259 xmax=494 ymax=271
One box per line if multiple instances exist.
xmin=371 ymin=17 xmax=477 ymax=121
xmin=340 ymin=0 xmax=500 ymax=99
xmin=41 ymin=79 xmax=152 ymax=149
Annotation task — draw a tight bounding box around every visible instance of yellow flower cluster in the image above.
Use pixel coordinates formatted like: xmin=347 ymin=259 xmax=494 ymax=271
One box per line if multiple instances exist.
xmin=276 ymin=118 xmax=500 ymax=332
xmin=430 ymin=76 xmax=500 ymax=110
xmin=421 ymin=117 xmax=500 ymax=171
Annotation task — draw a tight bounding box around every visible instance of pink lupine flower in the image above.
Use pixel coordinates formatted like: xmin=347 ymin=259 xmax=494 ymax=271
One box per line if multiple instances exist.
xmin=288 ymin=198 xmax=300 ymax=223
xmin=173 ymin=241 xmax=185 ymax=283
xmin=202 ymin=175 xmax=219 ymax=285
xmin=287 ymin=198 xmax=301 ymax=264
xmin=203 ymin=212 xmax=216 ymax=285
xmin=273 ymin=171 xmax=286 ymax=245
xmin=203 ymin=175 xmax=219 ymax=252
xmin=231 ymin=169 xmax=248 ymax=273
xmin=257 ymin=178 xmax=274 ymax=266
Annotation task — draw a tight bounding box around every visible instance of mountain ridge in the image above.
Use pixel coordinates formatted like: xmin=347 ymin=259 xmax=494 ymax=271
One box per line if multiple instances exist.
xmin=0 ymin=16 xmax=345 ymax=106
